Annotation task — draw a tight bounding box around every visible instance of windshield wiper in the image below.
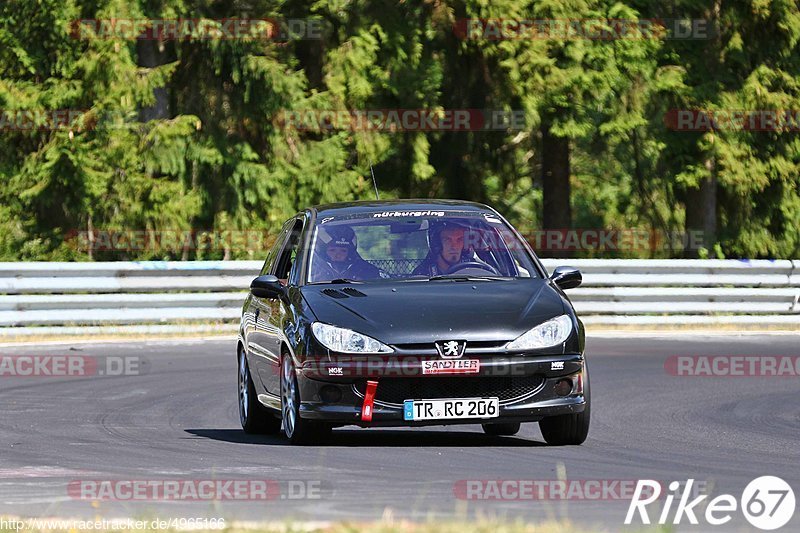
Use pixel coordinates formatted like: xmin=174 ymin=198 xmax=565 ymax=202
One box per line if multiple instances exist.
xmin=319 ymin=278 xmax=359 ymax=284
xmin=427 ymin=275 xmax=507 ymax=282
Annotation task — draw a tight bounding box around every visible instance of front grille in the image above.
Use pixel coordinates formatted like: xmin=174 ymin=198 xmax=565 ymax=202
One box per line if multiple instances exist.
xmin=354 ymin=375 xmax=545 ymax=406
xmin=393 ymin=341 xmax=508 ymax=352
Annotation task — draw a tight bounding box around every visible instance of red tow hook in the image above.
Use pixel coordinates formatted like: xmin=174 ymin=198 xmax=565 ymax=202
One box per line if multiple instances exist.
xmin=361 ymin=380 xmax=379 ymax=422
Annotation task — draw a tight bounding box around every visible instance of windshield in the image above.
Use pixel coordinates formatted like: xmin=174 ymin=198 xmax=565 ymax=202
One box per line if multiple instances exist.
xmin=307 ymin=210 xmax=539 ymax=283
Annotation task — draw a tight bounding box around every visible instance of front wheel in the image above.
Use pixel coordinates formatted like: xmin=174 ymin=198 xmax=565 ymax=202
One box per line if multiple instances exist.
xmin=238 ymin=349 xmax=281 ymax=434
xmin=281 ymin=354 xmax=331 ymax=445
xmin=539 ymin=370 xmax=590 ymax=445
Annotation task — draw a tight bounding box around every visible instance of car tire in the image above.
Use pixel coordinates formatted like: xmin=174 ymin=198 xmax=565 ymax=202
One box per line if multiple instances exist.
xmin=481 ymin=422 xmax=521 ymax=436
xmin=281 ymin=353 xmax=331 ymax=445
xmin=238 ymin=348 xmax=281 ymax=434
xmin=539 ymin=370 xmax=590 ymax=445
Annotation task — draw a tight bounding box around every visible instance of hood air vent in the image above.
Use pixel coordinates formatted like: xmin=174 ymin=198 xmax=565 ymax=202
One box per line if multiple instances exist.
xmin=321 ymin=289 xmax=348 ymax=299
xmin=341 ymin=287 xmax=367 ymax=297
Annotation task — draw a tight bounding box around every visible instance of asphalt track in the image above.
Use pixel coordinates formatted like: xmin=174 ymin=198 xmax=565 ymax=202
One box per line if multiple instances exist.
xmin=1 ymin=334 xmax=799 ymax=531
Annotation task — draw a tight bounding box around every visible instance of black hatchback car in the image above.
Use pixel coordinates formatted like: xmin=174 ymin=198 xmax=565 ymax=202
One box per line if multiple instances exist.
xmin=237 ymin=200 xmax=588 ymax=445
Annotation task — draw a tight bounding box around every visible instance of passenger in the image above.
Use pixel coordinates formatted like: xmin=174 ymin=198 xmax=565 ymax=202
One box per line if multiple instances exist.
xmin=313 ymin=226 xmax=385 ymax=281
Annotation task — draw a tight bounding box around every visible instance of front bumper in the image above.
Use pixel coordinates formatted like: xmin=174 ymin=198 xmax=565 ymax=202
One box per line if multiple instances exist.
xmin=295 ymin=353 xmax=586 ymax=427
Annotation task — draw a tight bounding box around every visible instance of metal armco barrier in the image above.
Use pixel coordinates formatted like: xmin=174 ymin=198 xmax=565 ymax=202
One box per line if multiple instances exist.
xmin=0 ymin=259 xmax=797 ymax=330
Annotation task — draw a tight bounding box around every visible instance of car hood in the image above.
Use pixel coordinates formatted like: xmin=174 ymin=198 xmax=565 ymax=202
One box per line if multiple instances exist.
xmin=300 ymin=279 xmax=566 ymax=345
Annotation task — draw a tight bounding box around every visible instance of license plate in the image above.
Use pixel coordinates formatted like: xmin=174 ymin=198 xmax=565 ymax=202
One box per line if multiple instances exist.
xmin=421 ymin=359 xmax=480 ymax=375
xmin=403 ymin=398 xmax=499 ymax=421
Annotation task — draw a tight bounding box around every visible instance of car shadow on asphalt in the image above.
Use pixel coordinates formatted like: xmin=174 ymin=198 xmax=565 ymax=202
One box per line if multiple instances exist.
xmin=184 ymin=428 xmax=547 ymax=447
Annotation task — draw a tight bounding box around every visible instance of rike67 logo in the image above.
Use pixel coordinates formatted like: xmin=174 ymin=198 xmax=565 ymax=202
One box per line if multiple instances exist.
xmin=625 ymin=476 xmax=796 ymax=530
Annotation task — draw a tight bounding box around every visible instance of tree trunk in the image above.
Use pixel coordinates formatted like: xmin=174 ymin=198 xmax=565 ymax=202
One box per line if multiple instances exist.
xmin=540 ymin=122 xmax=572 ymax=257
xmin=685 ymin=158 xmax=717 ymax=257
xmin=685 ymin=0 xmax=721 ymax=258
xmin=702 ymin=157 xmax=718 ymax=249
xmin=136 ymin=39 xmax=170 ymax=121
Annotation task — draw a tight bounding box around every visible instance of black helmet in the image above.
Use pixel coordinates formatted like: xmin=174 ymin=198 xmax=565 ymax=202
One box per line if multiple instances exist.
xmin=325 ymin=226 xmax=357 ymax=255
xmin=427 ymin=220 xmax=471 ymax=253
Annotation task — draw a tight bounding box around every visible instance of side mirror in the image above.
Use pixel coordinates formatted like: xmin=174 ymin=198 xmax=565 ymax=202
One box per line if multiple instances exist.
xmin=250 ymin=275 xmax=285 ymax=299
xmin=550 ymin=266 xmax=582 ymax=290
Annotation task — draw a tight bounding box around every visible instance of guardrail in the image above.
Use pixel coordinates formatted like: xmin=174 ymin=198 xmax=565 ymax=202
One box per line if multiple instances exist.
xmin=558 ymin=259 xmax=799 ymax=326
xmin=0 ymin=259 xmax=797 ymax=330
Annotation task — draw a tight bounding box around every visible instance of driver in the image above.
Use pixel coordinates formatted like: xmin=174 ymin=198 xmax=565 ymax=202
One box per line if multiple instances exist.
xmin=412 ymin=221 xmax=487 ymax=276
xmin=313 ymin=226 xmax=384 ymax=281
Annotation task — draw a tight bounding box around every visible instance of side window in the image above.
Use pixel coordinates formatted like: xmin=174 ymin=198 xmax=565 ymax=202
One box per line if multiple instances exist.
xmin=260 ymin=222 xmax=292 ymax=276
xmin=274 ymin=219 xmax=304 ymax=281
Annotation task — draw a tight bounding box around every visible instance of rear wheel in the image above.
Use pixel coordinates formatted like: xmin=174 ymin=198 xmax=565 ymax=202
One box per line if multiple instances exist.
xmin=539 ymin=370 xmax=590 ymax=445
xmin=481 ymin=422 xmax=521 ymax=436
xmin=281 ymin=354 xmax=331 ymax=445
xmin=238 ymin=348 xmax=281 ymax=434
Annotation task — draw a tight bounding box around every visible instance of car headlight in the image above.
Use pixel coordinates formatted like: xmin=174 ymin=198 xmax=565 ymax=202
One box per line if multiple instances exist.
xmin=506 ymin=315 xmax=573 ymax=350
xmin=311 ymin=322 xmax=393 ymax=353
